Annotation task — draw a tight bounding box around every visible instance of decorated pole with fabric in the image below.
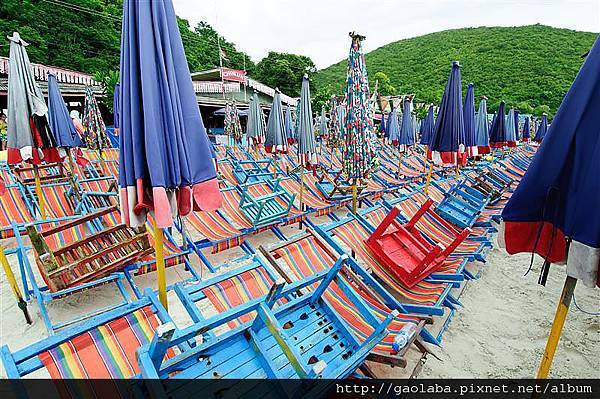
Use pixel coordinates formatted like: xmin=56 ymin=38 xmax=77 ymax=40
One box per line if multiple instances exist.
xmin=246 ymin=91 xmax=265 ymax=156
xmin=522 ymin=116 xmax=530 ymax=142
xmin=47 ymin=73 xmax=85 ymax=172
xmin=265 ymin=88 xmax=288 ymax=177
xmin=500 ymin=37 xmax=600 ymax=378
xmin=83 ymin=86 xmax=110 ymax=165
xmin=119 ymin=0 xmax=222 ymax=310
xmin=6 ymin=32 xmax=62 ymax=217
xmin=463 ymin=83 xmax=477 ymax=157
xmin=426 ymin=61 xmax=466 ymax=190
xmin=343 ymin=32 xmax=378 ymax=213
xmin=489 ymin=101 xmax=507 ymax=152
xmin=535 ymin=113 xmax=548 ymax=143
xmin=475 ymin=96 xmax=490 ymax=154
xmin=296 ymin=75 xmax=318 ymax=216
xmin=224 ymin=101 xmax=243 ymax=148
xmin=505 ymin=108 xmax=518 ymax=148
xmin=397 ymin=96 xmax=415 ymax=174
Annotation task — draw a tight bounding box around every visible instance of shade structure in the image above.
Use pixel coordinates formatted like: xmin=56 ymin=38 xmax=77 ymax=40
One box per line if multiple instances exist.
xmin=428 ymin=61 xmax=466 ymax=166
xmin=114 ymin=82 xmax=120 ymax=130
xmin=420 ymin=105 xmax=435 ymax=146
xmin=342 ymin=33 xmax=378 ymax=179
xmin=284 ymin=105 xmax=294 ymax=141
xmin=318 ymin=105 xmax=328 ymax=138
xmin=83 ymin=87 xmax=110 ymax=151
xmin=522 ymin=116 xmax=530 ymax=142
xmin=463 ymin=83 xmax=477 ymax=156
xmin=246 ymin=92 xmax=265 ymax=145
xmin=224 ymin=102 xmax=243 ymax=144
xmin=47 ymin=73 xmax=83 ymax=150
xmin=327 ymin=97 xmax=344 ymax=150
xmin=386 ymin=104 xmax=401 ymax=145
xmin=535 ymin=114 xmax=548 ymax=143
xmin=398 ymin=97 xmax=415 ymax=151
xmin=6 ymin=32 xmax=60 ymax=165
xmin=296 ymin=76 xmax=317 ymax=166
xmin=475 ymin=97 xmax=490 ymax=154
xmin=505 ymin=108 xmax=517 ymax=147
xmin=118 ymin=0 xmax=222 ymax=229
xmin=489 ymin=101 xmax=507 ymax=148
xmin=500 ymin=37 xmax=600 ymax=289
xmin=264 ymin=89 xmax=288 ymax=154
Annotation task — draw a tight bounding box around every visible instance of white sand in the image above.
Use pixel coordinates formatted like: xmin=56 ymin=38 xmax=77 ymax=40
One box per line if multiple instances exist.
xmin=1 ymin=224 xmax=598 ymax=378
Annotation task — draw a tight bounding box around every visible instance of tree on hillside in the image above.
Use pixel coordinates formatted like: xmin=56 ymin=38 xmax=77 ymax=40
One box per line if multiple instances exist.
xmin=373 ymin=72 xmax=396 ymax=96
xmin=253 ymin=52 xmax=316 ymax=97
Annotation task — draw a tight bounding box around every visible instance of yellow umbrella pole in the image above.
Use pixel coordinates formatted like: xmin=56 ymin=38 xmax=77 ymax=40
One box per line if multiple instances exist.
xmin=0 ymin=246 xmax=32 ymax=324
xmin=273 ymin=153 xmax=278 ymax=178
xmin=351 ymin=178 xmax=358 ymax=214
xmin=298 ymin=165 xmax=305 ymax=228
xmin=424 ymin=161 xmax=434 ymax=195
xmin=33 ymin=164 xmax=46 ymax=219
xmin=536 ymin=275 xmax=577 ymax=378
xmin=152 ymin=223 xmax=168 ymax=312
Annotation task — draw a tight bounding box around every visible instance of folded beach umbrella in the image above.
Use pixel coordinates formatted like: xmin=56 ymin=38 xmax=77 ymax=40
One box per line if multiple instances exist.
xmin=505 ymin=108 xmax=518 ymax=147
xmin=420 ymin=105 xmax=435 ymax=146
xmin=463 ymin=83 xmax=477 ymax=156
xmin=318 ymin=105 xmax=328 ymax=138
xmin=398 ymin=97 xmax=415 ymax=152
xmin=535 ymin=113 xmax=548 ymax=143
xmin=427 ymin=61 xmax=466 ymax=167
xmin=386 ymin=103 xmax=401 ymax=145
xmin=297 ymin=75 xmax=317 ymax=167
xmin=113 ymin=82 xmax=120 ymax=132
xmin=475 ymin=96 xmax=490 ymax=154
xmin=489 ymin=101 xmax=507 ymax=148
xmin=500 ymin=37 xmax=600 ymax=379
xmin=246 ymin=91 xmax=265 ymax=146
xmin=265 ymin=89 xmax=288 ymax=154
xmin=514 ymin=109 xmax=520 ymax=141
xmin=47 ymin=73 xmax=84 ymax=152
xmin=284 ymin=105 xmax=294 ymax=142
xmin=521 ymin=116 xmax=530 ymax=142
xmin=6 ymin=32 xmax=60 ymax=165
xmin=119 ymin=0 xmax=221 ymax=229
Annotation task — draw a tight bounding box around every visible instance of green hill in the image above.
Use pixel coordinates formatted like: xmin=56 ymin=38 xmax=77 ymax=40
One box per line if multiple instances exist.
xmin=314 ymin=25 xmax=598 ymax=114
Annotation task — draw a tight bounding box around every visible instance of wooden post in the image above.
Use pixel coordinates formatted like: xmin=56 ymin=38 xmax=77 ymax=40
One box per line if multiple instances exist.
xmin=0 ymin=246 xmax=32 ymax=324
xmin=273 ymin=153 xmax=278 ymax=178
xmin=424 ymin=161 xmax=434 ymax=195
xmin=351 ymin=178 xmax=358 ymax=214
xmin=536 ymin=276 xmax=577 ymax=379
xmin=153 ymin=223 xmax=168 ymax=312
xmin=33 ymin=164 xmax=46 ymax=219
xmin=298 ymin=166 xmax=305 ymax=228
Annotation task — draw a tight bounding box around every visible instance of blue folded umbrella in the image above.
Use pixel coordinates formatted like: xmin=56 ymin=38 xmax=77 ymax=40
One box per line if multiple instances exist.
xmin=489 ymin=101 xmax=507 ymax=148
xmin=535 ymin=114 xmax=548 ymax=142
xmin=420 ymin=105 xmax=435 ymax=146
xmin=463 ymin=83 xmax=477 ymax=155
xmin=47 ymin=73 xmax=83 ymax=149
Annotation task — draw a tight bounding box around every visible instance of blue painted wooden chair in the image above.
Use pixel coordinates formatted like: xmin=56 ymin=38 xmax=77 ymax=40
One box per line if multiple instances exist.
xmin=315 ymin=171 xmax=367 ymax=201
xmin=238 ymin=179 xmax=296 ymax=227
xmin=433 ymin=180 xmax=489 ymax=229
xmin=232 ymin=158 xmax=274 ymax=184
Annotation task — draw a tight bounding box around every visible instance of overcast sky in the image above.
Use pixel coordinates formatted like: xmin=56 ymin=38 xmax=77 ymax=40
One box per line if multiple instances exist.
xmin=172 ymin=0 xmax=599 ymax=68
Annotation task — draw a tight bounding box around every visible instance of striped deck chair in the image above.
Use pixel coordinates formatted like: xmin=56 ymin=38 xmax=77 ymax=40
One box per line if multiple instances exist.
xmin=182 ymin=209 xmax=245 ymax=254
xmin=218 ymin=188 xmax=255 ymax=231
xmin=314 ymin=216 xmax=458 ymax=317
xmin=240 ymin=180 xmax=301 ymax=226
xmin=1 ymin=291 xmax=178 ymax=385
xmin=216 ymin=160 xmax=238 ymax=186
xmin=264 ymin=230 xmax=439 ymax=359
xmin=0 ymin=185 xmax=34 ymax=238
xmin=278 ymin=177 xmax=335 ymax=216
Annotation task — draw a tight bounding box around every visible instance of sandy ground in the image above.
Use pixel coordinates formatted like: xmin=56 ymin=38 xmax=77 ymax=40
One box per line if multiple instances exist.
xmin=0 ymin=219 xmax=598 ymax=379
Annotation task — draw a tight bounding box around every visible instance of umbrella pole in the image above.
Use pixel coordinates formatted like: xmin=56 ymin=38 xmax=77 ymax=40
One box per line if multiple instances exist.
xmin=536 ymin=276 xmax=577 ymax=379
xmin=0 ymin=246 xmax=32 ymax=324
xmin=424 ymin=161 xmax=434 ymax=195
xmin=273 ymin=153 xmax=278 ymax=178
xmin=298 ymin=166 xmax=305 ymax=228
xmin=153 ymin=223 xmax=168 ymax=312
xmin=351 ymin=178 xmax=358 ymax=214
xmin=33 ymin=164 xmax=46 ymax=219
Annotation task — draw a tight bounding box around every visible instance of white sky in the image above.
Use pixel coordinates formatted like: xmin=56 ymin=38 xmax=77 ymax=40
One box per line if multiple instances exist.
xmin=172 ymin=0 xmax=599 ymax=68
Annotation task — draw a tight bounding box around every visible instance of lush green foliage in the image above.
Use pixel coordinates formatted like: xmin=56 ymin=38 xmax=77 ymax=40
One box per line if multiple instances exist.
xmin=314 ymin=25 xmax=598 ymax=114
xmin=253 ymin=52 xmax=316 ymax=98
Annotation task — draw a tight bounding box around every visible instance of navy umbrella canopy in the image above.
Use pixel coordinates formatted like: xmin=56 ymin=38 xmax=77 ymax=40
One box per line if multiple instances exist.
xmin=535 ymin=114 xmax=548 ymax=142
xmin=463 ymin=83 xmax=477 ymax=156
xmin=428 ymin=61 xmax=466 ymax=166
xmin=502 ymin=37 xmax=600 ymax=289
xmin=505 ymin=108 xmax=517 ymax=147
xmin=47 ymin=73 xmax=83 ymax=150
xmin=522 ymin=117 xmax=530 ymax=142
xmin=514 ymin=110 xmax=520 ymax=141
xmin=119 ymin=0 xmax=221 ymax=229
xmin=398 ymin=97 xmax=415 ymax=151
xmin=474 ymin=96 xmax=490 ymax=154
xmin=489 ymin=101 xmax=507 ymax=148
xmin=386 ymin=103 xmax=401 ymax=145
xmin=420 ymin=105 xmax=435 ymax=146
xmin=264 ymin=89 xmax=289 ymax=154
xmin=296 ymin=76 xmax=317 ymax=166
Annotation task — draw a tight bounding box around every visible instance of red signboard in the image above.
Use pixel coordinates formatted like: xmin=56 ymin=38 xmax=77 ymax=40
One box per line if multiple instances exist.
xmin=221 ymin=68 xmax=247 ymax=83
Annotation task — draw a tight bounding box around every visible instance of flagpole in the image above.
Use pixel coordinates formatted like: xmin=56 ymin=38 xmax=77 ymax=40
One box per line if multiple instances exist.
xmin=218 ymin=35 xmax=225 ymax=100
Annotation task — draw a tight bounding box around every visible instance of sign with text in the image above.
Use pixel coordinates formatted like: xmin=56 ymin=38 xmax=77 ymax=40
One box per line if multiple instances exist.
xmin=221 ymin=68 xmax=247 ymax=83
